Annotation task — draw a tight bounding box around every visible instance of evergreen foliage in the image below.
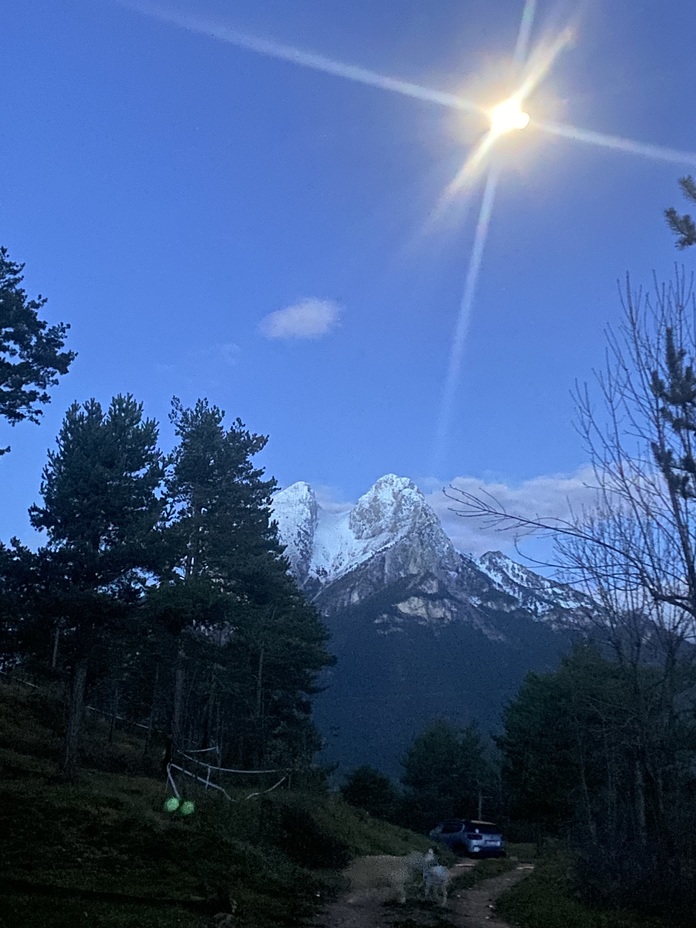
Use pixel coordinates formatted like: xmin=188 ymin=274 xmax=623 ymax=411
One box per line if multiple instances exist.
xmin=400 ymin=719 xmax=492 ymax=829
xmin=154 ymin=397 xmax=332 ymax=769
xmin=499 ymin=644 xmax=696 ymax=916
xmin=650 ymin=326 xmax=696 ymax=498
xmin=665 ymin=175 xmax=696 ymax=249
xmin=0 ymin=393 xmax=332 ymax=781
xmin=341 ymin=765 xmax=400 ymax=821
xmin=23 ymin=395 xmax=164 ymax=778
xmin=0 ymin=246 xmax=74 ymax=451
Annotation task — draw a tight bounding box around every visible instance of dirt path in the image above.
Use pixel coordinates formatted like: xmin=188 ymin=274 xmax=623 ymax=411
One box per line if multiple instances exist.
xmin=312 ymin=861 xmax=534 ymax=928
xmin=448 ymin=865 xmax=534 ymax=927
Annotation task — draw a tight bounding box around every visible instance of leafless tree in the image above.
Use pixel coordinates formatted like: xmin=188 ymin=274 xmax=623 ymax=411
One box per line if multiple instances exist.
xmin=455 ymin=270 xmax=696 ymax=895
xmin=448 ymin=269 xmax=696 ymax=658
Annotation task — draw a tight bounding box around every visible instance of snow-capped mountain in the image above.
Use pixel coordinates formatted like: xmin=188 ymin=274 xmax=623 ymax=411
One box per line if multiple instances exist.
xmin=273 ymin=474 xmax=589 ymax=629
xmin=273 ymin=475 xmax=453 ymax=588
xmin=477 ymin=550 xmax=594 ymax=620
xmin=273 ymin=475 xmax=590 ymax=776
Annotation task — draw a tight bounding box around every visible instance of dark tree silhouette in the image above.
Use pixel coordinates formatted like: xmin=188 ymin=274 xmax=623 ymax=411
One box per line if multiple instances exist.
xmin=0 ymin=247 xmax=74 ymax=451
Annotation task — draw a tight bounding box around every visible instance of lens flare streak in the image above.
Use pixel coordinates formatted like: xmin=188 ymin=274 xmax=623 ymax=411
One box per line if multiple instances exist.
xmin=538 ymin=120 xmax=696 ymax=167
xmin=513 ymin=0 xmax=537 ymax=64
xmin=514 ymin=23 xmax=575 ymax=102
xmin=124 ymin=1 xmax=485 ymax=114
xmin=122 ymin=0 xmax=696 ymax=468
xmin=433 ymin=166 xmax=500 ymax=469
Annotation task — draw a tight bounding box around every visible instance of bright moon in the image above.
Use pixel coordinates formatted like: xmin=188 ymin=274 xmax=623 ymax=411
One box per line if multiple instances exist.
xmin=489 ymin=98 xmax=531 ymax=135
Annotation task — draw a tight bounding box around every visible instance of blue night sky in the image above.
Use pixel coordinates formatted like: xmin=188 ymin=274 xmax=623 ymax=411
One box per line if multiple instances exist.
xmin=1 ymin=0 xmax=695 ymax=553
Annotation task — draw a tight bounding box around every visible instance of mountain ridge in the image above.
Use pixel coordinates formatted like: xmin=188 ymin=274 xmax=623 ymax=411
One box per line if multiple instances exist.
xmin=272 ymin=474 xmax=588 ymax=775
xmin=273 ymin=473 xmax=591 ymax=629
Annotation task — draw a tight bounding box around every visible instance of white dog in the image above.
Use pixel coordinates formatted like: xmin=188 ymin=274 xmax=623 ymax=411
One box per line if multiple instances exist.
xmin=421 ymin=849 xmax=450 ymax=906
xmin=345 ymin=851 xmax=426 ymax=904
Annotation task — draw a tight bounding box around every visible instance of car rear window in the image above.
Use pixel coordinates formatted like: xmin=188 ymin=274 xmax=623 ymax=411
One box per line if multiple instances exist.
xmin=467 ymin=822 xmax=501 ymax=835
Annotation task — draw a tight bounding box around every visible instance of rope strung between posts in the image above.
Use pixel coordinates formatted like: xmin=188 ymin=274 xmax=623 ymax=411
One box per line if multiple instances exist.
xmin=165 ymin=761 xmax=287 ymax=803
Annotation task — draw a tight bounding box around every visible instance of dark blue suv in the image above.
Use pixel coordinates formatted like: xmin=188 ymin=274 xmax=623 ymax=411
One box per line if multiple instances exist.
xmin=429 ymin=819 xmax=506 ymax=857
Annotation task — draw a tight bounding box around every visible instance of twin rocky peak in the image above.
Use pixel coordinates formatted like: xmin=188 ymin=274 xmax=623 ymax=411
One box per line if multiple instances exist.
xmin=272 ymin=474 xmax=587 ymax=631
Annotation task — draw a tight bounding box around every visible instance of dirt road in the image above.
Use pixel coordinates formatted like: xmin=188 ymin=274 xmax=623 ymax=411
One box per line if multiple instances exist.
xmin=448 ymin=865 xmax=534 ymax=927
xmin=312 ymin=861 xmax=534 ymax=928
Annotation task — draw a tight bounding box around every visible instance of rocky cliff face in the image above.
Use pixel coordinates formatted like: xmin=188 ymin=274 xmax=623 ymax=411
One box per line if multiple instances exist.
xmin=273 ymin=474 xmax=590 ymax=631
xmin=272 ymin=475 xmax=588 ymax=776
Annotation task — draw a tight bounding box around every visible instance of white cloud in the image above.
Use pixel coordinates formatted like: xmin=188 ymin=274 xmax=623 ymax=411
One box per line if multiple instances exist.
xmin=313 ymin=483 xmax=353 ymax=514
xmin=259 ymin=298 xmax=341 ymax=340
xmin=308 ymin=467 xmax=601 ymax=559
xmin=422 ymin=466 xmax=600 ymax=556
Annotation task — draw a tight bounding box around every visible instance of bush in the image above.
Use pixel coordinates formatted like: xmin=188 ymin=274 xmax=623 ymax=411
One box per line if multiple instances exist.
xmin=573 ymin=840 xmax=696 ymax=924
xmin=277 ymin=803 xmax=351 ymax=870
xmin=341 ymin=765 xmax=400 ymax=822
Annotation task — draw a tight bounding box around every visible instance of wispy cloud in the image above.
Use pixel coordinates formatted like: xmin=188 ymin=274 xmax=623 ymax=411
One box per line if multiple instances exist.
xmin=259 ymin=299 xmax=341 ymax=340
xmin=217 ymin=342 xmax=241 ymax=366
xmin=193 ymin=341 xmax=240 ymax=368
xmin=313 ymin=483 xmax=353 ymax=514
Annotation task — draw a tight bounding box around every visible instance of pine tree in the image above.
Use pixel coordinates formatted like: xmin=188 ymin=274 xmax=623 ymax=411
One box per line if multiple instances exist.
xmin=665 ymin=175 xmax=696 ymax=249
xmin=0 ymin=246 xmax=75 ymax=452
xmin=341 ymin=765 xmax=400 ymax=821
xmin=160 ymin=397 xmax=332 ymax=767
xmin=27 ymin=394 xmax=164 ymax=779
xmin=401 ymin=720 xmax=491 ymax=829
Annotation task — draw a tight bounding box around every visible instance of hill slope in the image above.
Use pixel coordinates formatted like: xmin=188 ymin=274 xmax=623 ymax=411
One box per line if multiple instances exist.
xmin=0 ymin=680 xmax=426 ymax=928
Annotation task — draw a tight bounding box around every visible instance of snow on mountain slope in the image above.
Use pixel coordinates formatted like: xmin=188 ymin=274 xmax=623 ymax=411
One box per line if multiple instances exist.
xmin=270 ymin=481 xmax=318 ymax=585
xmin=273 ymin=474 xmax=591 ymax=628
xmin=273 ymin=474 xmax=448 ymax=588
xmin=476 ymin=550 xmax=593 ymax=617
xmin=274 ymin=475 xmax=588 ymax=777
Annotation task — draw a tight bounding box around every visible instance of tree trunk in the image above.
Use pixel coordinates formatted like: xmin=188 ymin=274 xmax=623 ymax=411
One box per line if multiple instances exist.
xmin=202 ymin=665 xmax=217 ymax=749
xmin=171 ymin=645 xmax=186 ymax=747
xmin=144 ymin=663 xmax=159 ymax=760
xmin=256 ymin=643 xmax=265 ymax=765
xmin=108 ymin=682 xmax=119 ymax=744
xmin=62 ymin=658 xmax=88 ymax=781
xmin=578 ymin=745 xmax=597 ymax=841
xmin=635 ymin=759 xmax=648 ymax=845
xmin=51 ymin=625 xmax=61 ymax=670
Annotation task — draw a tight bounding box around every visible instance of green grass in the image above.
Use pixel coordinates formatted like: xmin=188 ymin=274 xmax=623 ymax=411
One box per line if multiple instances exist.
xmin=506 ymin=841 xmax=537 ymax=862
xmin=495 ymin=853 xmax=673 ymax=928
xmin=0 ymin=680 xmax=429 ymax=928
xmin=0 ymin=891 xmax=209 ymax=928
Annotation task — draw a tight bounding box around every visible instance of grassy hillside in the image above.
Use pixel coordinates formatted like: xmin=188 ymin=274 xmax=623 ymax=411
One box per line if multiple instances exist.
xmin=0 ymin=679 xmax=429 ymax=928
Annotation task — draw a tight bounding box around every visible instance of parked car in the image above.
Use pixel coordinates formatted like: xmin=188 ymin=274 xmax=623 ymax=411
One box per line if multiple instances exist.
xmin=429 ymin=819 xmax=506 ymax=857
